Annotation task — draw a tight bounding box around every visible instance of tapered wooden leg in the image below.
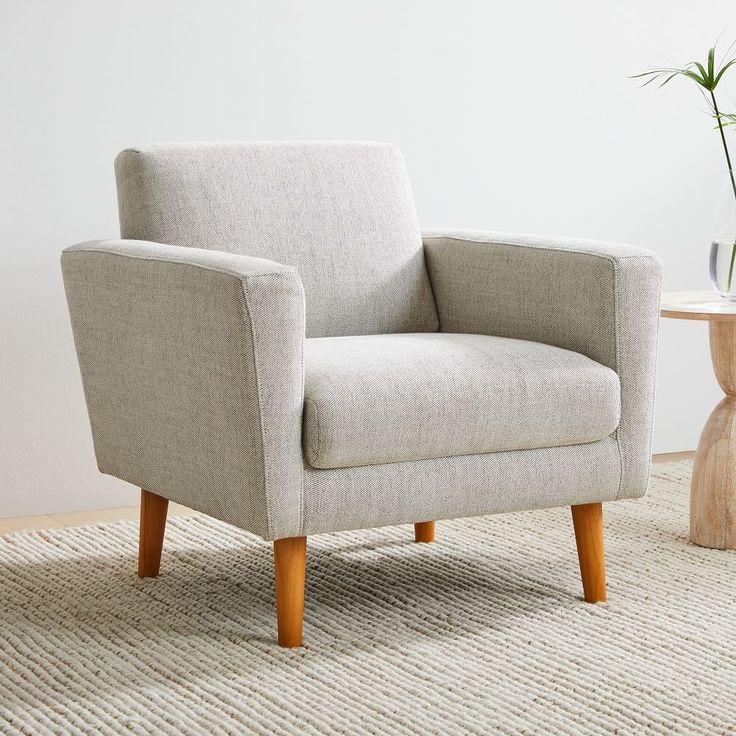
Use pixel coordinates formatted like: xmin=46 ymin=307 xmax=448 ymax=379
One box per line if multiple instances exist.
xmin=273 ymin=536 xmax=307 ymax=647
xmin=414 ymin=521 xmax=435 ymax=543
xmin=138 ymin=489 xmax=169 ymax=578
xmin=570 ymin=502 xmax=607 ymax=602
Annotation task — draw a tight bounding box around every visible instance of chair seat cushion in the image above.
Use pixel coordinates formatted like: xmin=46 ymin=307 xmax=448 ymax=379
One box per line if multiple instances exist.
xmin=303 ymin=333 xmax=621 ymax=470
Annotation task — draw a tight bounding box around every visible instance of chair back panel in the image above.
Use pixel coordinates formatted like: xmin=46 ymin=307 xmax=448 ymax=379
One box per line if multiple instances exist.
xmin=115 ymin=141 xmax=439 ymax=337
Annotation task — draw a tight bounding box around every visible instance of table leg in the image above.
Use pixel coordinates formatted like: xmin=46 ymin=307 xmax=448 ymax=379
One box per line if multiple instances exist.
xmin=691 ymin=321 xmax=736 ymax=549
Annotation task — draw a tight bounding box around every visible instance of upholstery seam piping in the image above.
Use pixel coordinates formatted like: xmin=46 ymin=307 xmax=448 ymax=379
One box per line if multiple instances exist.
xmin=640 ymin=268 xmax=664 ymax=495
xmin=302 ymin=435 xmax=619 ymax=471
xmin=296 ymin=288 xmax=306 ymax=537
xmin=240 ymin=277 xmax=273 ymax=540
xmin=422 ymin=236 xmax=660 ymax=266
xmin=304 ymin=398 xmax=321 ymax=466
xmin=64 ymin=248 xmax=298 ymax=282
xmin=611 ymin=259 xmax=625 ymax=500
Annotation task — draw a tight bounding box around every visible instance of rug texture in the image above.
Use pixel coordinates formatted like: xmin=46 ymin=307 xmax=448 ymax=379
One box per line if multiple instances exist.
xmin=1 ymin=461 xmax=735 ymax=735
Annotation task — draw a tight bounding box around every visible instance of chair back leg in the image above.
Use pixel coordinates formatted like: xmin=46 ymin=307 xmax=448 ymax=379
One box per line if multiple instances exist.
xmin=414 ymin=521 xmax=436 ymax=543
xmin=138 ymin=489 xmax=169 ymax=578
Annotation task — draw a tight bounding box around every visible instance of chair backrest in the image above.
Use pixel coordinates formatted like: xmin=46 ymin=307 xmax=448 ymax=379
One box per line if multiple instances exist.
xmin=115 ymin=141 xmax=439 ymax=337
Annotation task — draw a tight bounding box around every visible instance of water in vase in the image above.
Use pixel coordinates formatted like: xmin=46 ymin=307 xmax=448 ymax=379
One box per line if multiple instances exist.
xmin=710 ymin=239 xmax=736 ymax=300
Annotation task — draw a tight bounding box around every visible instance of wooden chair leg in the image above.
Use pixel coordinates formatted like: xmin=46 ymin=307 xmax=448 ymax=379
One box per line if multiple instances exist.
xmin=414 ymin=521 xmax=435 ymax=543
xmin=570 ymin=502 xmax=607 ymax=602
xmin=273 ymin=536 xmax=307 ymax=647
xmin=138 ymin=489 xmax=169 ymax=578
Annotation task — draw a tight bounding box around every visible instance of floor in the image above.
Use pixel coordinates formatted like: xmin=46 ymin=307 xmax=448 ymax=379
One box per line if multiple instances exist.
xmin=0 ymin=451 xmax=696 ymax=535
xmin=3 ymin=459 xmax=732 ymax=735
xmin=0 ymin=500 xmax=200 ymax=534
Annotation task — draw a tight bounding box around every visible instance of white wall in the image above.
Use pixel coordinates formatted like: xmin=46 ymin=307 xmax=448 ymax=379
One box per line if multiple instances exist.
xmin=1 ymin=0 xmax=730 ymax=516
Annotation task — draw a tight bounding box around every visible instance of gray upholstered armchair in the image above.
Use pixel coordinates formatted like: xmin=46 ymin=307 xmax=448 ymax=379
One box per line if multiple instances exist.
xmin=61 ymin=142 xmax=661 ymax=647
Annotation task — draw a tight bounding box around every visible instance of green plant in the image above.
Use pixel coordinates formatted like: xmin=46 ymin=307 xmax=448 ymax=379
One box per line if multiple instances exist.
xmin=634 ymin=42 xmax=736 ymax=290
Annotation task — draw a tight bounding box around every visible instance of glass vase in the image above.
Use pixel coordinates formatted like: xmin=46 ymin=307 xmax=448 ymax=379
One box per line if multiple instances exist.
xmin=709 ymin=174 xmax=736 ymax=300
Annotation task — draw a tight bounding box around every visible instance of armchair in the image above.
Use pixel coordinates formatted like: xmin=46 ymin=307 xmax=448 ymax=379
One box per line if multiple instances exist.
xmin=61 ymin=142 xmax=661 ymax=647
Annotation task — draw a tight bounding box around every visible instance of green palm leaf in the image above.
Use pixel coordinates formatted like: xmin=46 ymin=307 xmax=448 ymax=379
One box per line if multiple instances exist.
xmin=714 ymin=58 xmax=736 ymax=86
xmin=632 ymin=41 xmax=735 ymax=92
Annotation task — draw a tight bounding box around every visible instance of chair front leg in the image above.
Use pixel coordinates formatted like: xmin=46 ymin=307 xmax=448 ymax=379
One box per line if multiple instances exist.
xmin=138 ymin=489 xmax=169 ymax=577
xmin=570 ymin=502 xmax=607 ymax=602
xmin=273 ymin=536 xmax=307 ymax=647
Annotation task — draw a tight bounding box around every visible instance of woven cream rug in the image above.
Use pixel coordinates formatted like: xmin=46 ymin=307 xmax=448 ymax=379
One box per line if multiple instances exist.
xmin=1 ymin=461 xmax=735 ymax=735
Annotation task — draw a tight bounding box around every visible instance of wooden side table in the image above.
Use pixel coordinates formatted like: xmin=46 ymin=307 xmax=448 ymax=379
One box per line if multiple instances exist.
xmin=661 ymin=290 xmax=736 ymax=549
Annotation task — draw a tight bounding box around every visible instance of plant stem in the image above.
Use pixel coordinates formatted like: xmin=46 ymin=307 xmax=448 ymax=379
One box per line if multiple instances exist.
xmin=711 ymin=91 xmax=736 ymax=292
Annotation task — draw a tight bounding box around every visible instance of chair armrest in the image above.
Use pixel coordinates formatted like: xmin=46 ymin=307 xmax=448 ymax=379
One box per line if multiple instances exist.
xmin=61 ymin=239 xmax=305 ymax=540
xmin=423 ymin=230 xmax=662 ymax=499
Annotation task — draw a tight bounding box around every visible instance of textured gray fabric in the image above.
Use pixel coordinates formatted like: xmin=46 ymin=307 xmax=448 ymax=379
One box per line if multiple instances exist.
xmin=423 ymin=230 xmax=662 ymax=501
xmin=61 ymin=240 xmax=305 ymax=540
xmin=114 ymin=142 xmax=438 ymax=338
xmin=62 ymin=145 xmax=662 ymax=542
xmin=302 ymin=438 xmax=621 ymax=535
xmin=303 ymin=333 xmax=620 ymax=469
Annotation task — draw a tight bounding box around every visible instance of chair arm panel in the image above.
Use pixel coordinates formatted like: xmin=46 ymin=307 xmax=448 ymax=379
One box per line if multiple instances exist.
xmin=61 ymin=239 xmax=305 ymax=540
xmin=423 ymin=230 xmax=662 ymax=500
